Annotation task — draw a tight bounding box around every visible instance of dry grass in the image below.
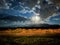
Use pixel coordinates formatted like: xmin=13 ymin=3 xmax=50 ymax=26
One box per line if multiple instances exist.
xmin=0 ymin=28 xmax=60 ymax=36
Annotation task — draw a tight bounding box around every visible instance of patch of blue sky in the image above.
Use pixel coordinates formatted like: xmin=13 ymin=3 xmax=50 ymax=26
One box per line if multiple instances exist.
xmin=46 ymin=14 xmax=60 ymax=25
xmin=0 ymin=9 xmax=34 ymax=18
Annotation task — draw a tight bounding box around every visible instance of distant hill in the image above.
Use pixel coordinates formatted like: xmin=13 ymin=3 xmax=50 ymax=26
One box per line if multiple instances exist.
xmin=0 ymin=24 xmax=60 ymax=30
xmin=25 ymin=24 xmax=60 ymax=29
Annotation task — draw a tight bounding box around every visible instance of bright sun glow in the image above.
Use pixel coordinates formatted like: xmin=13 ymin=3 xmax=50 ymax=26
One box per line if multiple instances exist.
xmin=31 ymin=13 xmax=42 ymax=24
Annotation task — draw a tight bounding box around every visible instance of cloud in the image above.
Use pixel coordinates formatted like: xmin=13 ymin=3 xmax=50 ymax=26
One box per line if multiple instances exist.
xmin=0 ymin=1 xmax=10 ymax=9
xmin=37 ymin=0 xmax=40 ymax=4
xmin=45 ymin=13 xmax=60 ymax=24
xmin=18 ymin=0 xmax=41 ymax=19
xmin=46 ymin=13 xmax=59 ymax=21
xmin=35 ymin=5 xmax=41 ymax=9
xmin=0 ymin=21 xmax=28 ymax=27
xmin=0 ymin=0 xmax=44 ymax=27
xmin=26 ymin=13 xmax=46 ymax=25
xmin=0 ymin=0 xmax=40 ymax=17
xmin=45 ymin=0 xmax=53 ymax=4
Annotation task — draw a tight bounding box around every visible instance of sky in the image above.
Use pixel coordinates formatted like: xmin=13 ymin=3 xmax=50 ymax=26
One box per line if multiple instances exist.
xmin=0 ymin=0 xmax=60 ymax=27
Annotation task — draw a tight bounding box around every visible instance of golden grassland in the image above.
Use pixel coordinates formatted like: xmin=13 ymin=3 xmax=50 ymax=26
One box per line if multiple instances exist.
xmin=0 ymin=28 xmax=60 ymax=36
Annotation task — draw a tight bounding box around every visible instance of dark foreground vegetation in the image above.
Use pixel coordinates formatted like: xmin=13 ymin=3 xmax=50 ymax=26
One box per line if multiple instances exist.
xmin=0 ymin=36 xmax=60 ymax=45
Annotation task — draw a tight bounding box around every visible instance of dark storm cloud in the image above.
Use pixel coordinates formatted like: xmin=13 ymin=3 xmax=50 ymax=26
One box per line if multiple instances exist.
xmin=50 ymin=0 xmax=60 ymax=6
xmin=0 ymin=0 xmax=38 ymax=8
xmin=40 ymin=0 xmax=60 ymax=19
xmin=0 ymin=0 xmax=5 ymax=7
xmin=40 ymin=0 xmax=55 ymax=19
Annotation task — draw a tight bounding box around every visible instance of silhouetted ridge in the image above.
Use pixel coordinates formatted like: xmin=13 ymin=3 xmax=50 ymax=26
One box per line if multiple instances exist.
xmin=0 ymin=24 xmax=60 ymax=30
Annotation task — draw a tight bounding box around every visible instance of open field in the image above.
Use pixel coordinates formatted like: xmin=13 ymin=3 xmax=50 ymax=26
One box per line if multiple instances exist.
xmin=0 ymin=36 xmax=60 ymax=45
xmin=0 ymin=28 xmax=60 ymax=36
xmin=0 ymin=28 xmax=60 ymax=45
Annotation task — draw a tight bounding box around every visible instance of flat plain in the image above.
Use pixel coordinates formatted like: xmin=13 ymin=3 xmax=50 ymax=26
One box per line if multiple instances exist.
xmin=0 ymin=28 xmax=60 ymax=45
